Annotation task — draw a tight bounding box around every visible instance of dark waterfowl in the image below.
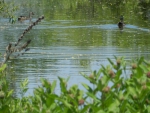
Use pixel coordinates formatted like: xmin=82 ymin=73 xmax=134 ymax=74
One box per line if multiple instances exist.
xmin=18 ymin=12 xmax=34 ymax=22
xmin=118 ymin=15 xmax=125 ymax=30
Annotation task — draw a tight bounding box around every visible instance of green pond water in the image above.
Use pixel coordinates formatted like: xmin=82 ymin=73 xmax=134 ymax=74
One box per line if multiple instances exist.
xmin=1 ymin=0 xmax=150 ymax=96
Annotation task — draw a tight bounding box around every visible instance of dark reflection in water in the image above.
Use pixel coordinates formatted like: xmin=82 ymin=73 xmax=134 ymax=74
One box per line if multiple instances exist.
xmin=1 ymin=0 xmax=150 ymax=96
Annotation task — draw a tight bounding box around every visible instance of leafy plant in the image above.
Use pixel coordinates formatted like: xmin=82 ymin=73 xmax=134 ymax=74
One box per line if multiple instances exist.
xmin=1 ymin=56 xmax=150 ymax=112
xmin=81 ymin=56 xmax=150 ymax=113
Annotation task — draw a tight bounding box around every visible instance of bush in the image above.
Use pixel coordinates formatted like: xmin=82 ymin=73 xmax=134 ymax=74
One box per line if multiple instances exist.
xmin=1 ymin=56 xmax=150 ymax=113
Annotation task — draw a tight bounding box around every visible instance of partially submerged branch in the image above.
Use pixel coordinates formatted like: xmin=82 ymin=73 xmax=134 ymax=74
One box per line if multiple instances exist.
xmin=1 ymin=15 xmax=44 ymax=66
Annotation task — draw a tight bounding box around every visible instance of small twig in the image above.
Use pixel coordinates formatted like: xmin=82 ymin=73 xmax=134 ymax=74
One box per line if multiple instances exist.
xmin=15 ymin=15 xmax=44 ymax=47
xmin=14 ymin=48 xmax=30 ymax=58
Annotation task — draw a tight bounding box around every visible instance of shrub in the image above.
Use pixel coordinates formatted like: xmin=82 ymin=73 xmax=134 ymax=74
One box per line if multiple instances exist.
xmin=1 ymin=56 xmax=150 ymax=113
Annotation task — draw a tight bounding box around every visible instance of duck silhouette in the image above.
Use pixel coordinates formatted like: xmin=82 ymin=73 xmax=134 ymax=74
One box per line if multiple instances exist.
xmin=18 ymin=12 xmax=34 ymax=22
xmin=118 ymin=15 xmax=125 ymax=30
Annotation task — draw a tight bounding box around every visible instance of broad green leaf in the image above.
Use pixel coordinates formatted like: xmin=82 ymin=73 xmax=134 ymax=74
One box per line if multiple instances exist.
xmin=49 ymin=103 xmax=57 ymax=111
xmin=46 ymin=94 xmax=58 ymax=106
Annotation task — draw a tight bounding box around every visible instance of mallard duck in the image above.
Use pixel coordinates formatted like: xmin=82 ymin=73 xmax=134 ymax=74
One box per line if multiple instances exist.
xmin=18 ymin=12 xmax=34 ymax=21
xmin=118 ymin=15 xmax=125 ymax=30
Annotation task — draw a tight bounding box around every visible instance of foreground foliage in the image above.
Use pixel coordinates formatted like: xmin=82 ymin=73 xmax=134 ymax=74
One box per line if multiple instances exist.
xmin=1 ymin=57 xmax=150 ymax=113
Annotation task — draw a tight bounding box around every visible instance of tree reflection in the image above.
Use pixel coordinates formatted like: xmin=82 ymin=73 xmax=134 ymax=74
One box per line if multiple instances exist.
xmin=138 ymin=0 xmax=150 ymax=20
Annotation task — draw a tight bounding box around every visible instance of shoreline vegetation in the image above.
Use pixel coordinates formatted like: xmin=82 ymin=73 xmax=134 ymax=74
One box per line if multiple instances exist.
xmin=1 ymin=55 xmax=150 ymax=112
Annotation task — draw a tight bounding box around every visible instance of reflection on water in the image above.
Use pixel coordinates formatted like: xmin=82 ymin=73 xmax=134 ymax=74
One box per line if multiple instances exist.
xmin=1 ymin=0 xmax=150 ymax=97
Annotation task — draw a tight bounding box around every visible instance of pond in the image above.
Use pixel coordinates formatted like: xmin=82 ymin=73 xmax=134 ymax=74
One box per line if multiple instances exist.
xmin=1 ymin=0 xmax=150 ymax=96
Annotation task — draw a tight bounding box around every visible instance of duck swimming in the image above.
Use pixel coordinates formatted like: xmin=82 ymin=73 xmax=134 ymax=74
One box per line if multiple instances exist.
xmin=18 ymin=12 xmax=34 ymax=22
xmin=118 ymin=15 xmax=125 ymax=30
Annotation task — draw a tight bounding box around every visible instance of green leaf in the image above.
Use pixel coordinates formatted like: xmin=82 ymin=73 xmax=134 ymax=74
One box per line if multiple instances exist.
xmin=120 ymin=100 xmax=128 ymax=112
xmin=137 ymin=57 xmax=144 ymax=65
xmin=136 ymin=66 xmax=144 ymax=78
xmin=82 ymin=83 xmax=93 ymax=92
xmin=115 ymin=69 xmax=122 ymax=81
xmin=101 ymin=65 xmax=106 ymax=70
xmin=108 ymin=99 xmax=120 ymax=112
xmin=0 ymin=64 xmax=7 ymax=72
xmin=100 ymin=75 xmax=110 ymax=86
xmin=86 ymin=92 xmax=100 ymax=103
xmin=126 ymin=86 xmax=137 ymax=97
xmin=7 ymin=89 xmax=14 ymax=97
xmin=114 ymin=55 xmax=118 ymax=60
xmin=21 ymin=78 xmax=28 ymax=88
xmin=66 ymin=76 xmax=70 ymax=82
xmin=78 ymin=90 xmax=84 ymax=100
xmin=35 ymin=95 xmax=41 ymax=101
xmin=143 ymin=59 xmax=150 ymax=66
xmin=127 ymin=104 xmax=137 ymax=112
xmin=145 ymin=105 xmax=150 ymax=113
xmin=51 ymin=80 xmax=56 ymax=93
xmin=58 ymin=77 xmax=67 ymax=94
xmin=0 ymin=105 xmax=10 ymax=113
xmin=57 ymin=98 xmax=72 ymax=109
xmin=96 ymin=68 xmax=102 ymax=80
xmin=80 ymin=105 xmax=91 ymax=113
xmin=107 ymin=58 xmax=114 ymax=66
xmin=139 ymin=64 xmax=148 ymax=73
xmin=46 ymin=94 xmax=58 ymax=106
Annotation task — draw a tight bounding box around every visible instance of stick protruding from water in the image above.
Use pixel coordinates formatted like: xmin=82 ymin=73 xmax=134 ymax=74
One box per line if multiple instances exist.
xmin=1 ymin=15 xmax=45 ymax=66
